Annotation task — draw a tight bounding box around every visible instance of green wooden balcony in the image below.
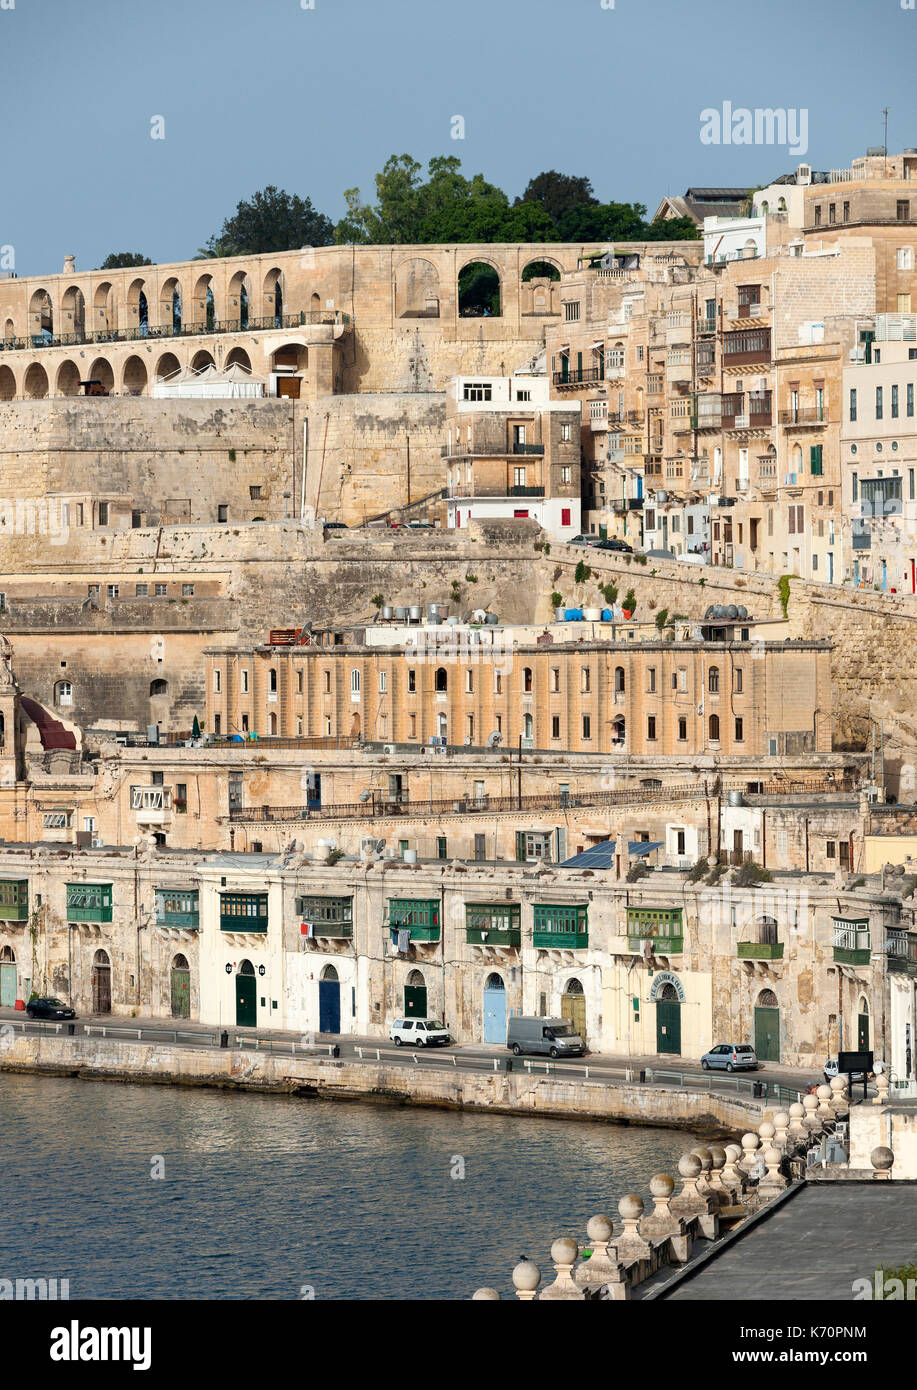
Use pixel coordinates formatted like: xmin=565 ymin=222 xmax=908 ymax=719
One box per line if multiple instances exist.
xmin=0 ymin=880 xmax=29 ymax=920
xmin=156 ymin=890 xmax=199 ymax=931
xmin=387 ymin=898 xmax=440 ymax=943
xmin=737 ymin=941 xmax=784 ymax=960
xmin=533 ymin=927 xmax=589 ymax=949
xmin=533 ymin=904 xmax=588 ymax=950
xmin=220 ymin=891 xmax=268 ymax=933
xmin=833 ymin=946 xmax=871 ymax=966
xmin=628 ymin=934 xmax=683 ymax=954
xmin=466 ymin=904 xmax=521 ymax=947
xmin=66 ymin=884 xmax=112 ymax=923
xmin=466 ymin=925 xmax=521 ymax=947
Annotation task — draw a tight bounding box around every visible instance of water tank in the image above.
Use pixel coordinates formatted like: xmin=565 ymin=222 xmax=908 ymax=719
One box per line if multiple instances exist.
xmin=728 ymin=791 xmax=745 ymax=807
xmin=866 ymin=145 xmax=887 ymax=157
xmin=555 ymin=608 xmax=566 ymax=622
xmin=583 ymin=606 xmax=602 ymax=621
xmin=564 ymin=608 xmax=583 ymax=621
xmin=381 ymin=605 xmax=394 ymax=620
xmin=736 ymin=605 xmax=748 ymax=620
xmin=484 ymin=613 xmax=499 ymax=626
xmin=726 ymin=604 xmax=738 ymax=620
xmin=705 ymin=606 xmax=715 ymax=620
xmin=427 ymin=603 xmax=443 ymax=619
xmin=472 ymin=608 xmax=487 ymax=623
xmin=446 ymin=615 xmax=460 ymax=626
xmin=712 ymin=605 xmax=725 ymax=618
xmin=601 ymin=608 xmax=613 ymax=622
xmin=313 ymin=839 xmax=333 ymax=863
xmin=394 ymin=606 xmax=407 ymax=621
xmin=402 ymin=847 xmax=418 ymax=864
xmin=409 ymin=605 xmax=422 ymax=621
xmin=427 ymin=615 xmax=442 ymax=625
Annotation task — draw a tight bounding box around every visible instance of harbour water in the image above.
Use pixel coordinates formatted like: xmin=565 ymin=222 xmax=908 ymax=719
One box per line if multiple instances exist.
xmin=0 ymin=1072 xmax=702 ymax=1299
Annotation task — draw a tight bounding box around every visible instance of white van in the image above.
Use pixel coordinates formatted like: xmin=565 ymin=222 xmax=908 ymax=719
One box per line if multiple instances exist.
xmin=506 ymin=1015 xmax=585 ymax=1058
xmin=390 ymin=1018 xmax=451 ymax=1048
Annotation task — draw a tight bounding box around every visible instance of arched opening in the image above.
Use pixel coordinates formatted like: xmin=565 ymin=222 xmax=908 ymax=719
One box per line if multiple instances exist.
xmin=458 ymin=261 xmax=501 ymax=317
xmin=434 ymin=667 xmax=448 ymax=692
xmin=150 ymin=678 xmax=168 ymax=696
xmin=311 ymin=292 xmax=321 ymax=315
xmin=709 ymin=714 xmax=720 ymax=742
xmin=521 ymin=259 xmax=561 ymax=316
xmin=160 ymin=277 xmax=181 ymax=333
xmin=225 ymin=346 xmax=252 ymax=372
xmin=0 ymin=365 xmax=15 ymax=400
xmin=654 ymin=979 xmax=682 ymax=1054
xmin=170 ymin=953 xmax=190 ymax=1019
xmin=3 ymin=318 xmax=14 ymax=341
xmin=127 ymin=278 xmax=149 ymax=334
xmin=319 ymin=962 xmax=341 ymax=1034
xmin=192 ymin=274 xmax=215 ymax=331
xmin=93 ymin=281 xmax=115 ymax=334
xmin=777 ymin=197 xmax=787 ymax=213
xmin=24 ymin=363 xmax=49 ymax=399
xmin=269 ymin=712 xmax=278 ymax=735
xmin=561 ymin=976 xmax=586 ymax=1044
xmin=857 ymin=996 xmax=870 ymax=1051
xmin=29 ymin=287 xmax=53 ymax=341
xmin=756 ymin=915 xmax=778 ymax=945
xmin=270 ymin=343 xmax=307 ymax=398
xmin=263 ymin=268 xmax=284 ymax=323
xmin=614 ymin=666 xmax=625 ymax=693
xmin=190 ymin=349 xmax=215 ymax=373
xmin=437 ymin=712 xmax=448 ymax=742
xmin=235 ymin=958 xmax=257 ymax=1027
xmin=612 ymin=715 xmax=626 ymax=746
xmin=88 ymin=357 xmax=115 ymax=394
xmin=91 ymin=948 xmax=112 ymax=1015
xmin=523 ymin=712 xmax=533 ymax=741
xmin=405 ymin=968 xmax=427 ymax=1018
xmin=708 ymin=666 xmax=720 ymax=693
xmin=227 ymin=270 xmax=250 ymax=329
xmin=55 ymin=360 xmax=81 ymax=397
xmin=54 ymin=679 xmax=73 ymax=707
xmin=155 ymin=351 xmax=180 ymax=382
xmin=482 ymin=971 xmax=506 ymax=1044
xmin=122 ymin=355 xmax=148 ymax=395
xmin=394 ymin=257 xmax=441 ymax=319
xmin=754 ymin=987 xmax=779 ymax=1062
xmin=61 ymin=285 xmax=85 ymax=338
xmin=0 ymin=944 xmax=16 ymax=1008
xmin=523 ymin=667 xmax=533 ymax=692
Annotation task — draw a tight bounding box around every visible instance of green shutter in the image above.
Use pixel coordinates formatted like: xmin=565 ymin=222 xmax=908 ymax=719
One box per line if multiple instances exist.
xmin=810 ymin=444 xmax=823 ymax=475
xmin=516 ymin=831 xmax=526 ymax=861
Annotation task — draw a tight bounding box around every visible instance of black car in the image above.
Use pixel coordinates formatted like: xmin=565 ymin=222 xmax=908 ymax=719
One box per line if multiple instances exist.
xmin=595 ymin=538 xmax=633 ymax=553
xmin=26 ymin=996 xmax=76 ymax=1021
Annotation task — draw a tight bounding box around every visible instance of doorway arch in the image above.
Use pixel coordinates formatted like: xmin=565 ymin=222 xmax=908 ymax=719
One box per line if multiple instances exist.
xmin=562 ymin=976 xmax=586 ymax=1045
xmin=404 ymin=968 xmax=427 ymax=1018
xmin=319 ymin=962 xmax=341 ymax=1034
xmin=91 ymin=948 xmax=112 ymax=1014
xmin=0 ymin=944 xmax=16 ymax=1007
xmin=170 ymin=953 xmax=190 ymax=1019
xmin=235 ymin=958 xmax=257 ymax=1027
xmin=482 ymin=971 xmax=506 ymax=1044
xmin=857 ymin=995 xmax=870 ymax=1052
xmin=651 ymin=975 xmax=683 ymax=1054
xmin=754 ymin=987 xmax=780 ymax=1062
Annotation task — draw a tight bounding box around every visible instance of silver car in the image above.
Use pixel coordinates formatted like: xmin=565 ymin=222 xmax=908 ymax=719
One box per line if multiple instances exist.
xmin=701 ymin=1043 xmax=758 ymax=1072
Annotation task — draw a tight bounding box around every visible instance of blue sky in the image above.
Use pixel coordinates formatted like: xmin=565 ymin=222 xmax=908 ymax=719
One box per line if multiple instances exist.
xmin=1 ymin=0 xmax=913 ymax=275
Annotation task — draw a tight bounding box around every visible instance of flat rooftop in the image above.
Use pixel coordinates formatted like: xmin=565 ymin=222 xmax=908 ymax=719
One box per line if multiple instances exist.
xmin=650 ymin=1183 xmax=917 ymax=1301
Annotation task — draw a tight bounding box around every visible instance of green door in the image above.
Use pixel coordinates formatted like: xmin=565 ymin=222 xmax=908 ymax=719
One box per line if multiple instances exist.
xmin=235 ymin=972 xmax=257 ymax=1027
xmin=655 ymin=1000 xmax=681 ymax=1054
xmin=404 ymin=984 xmax=427 ymax=1018
xmin=170 ymin=967 xmax=190 ymax=1020
xmin=0 ymin=962 xmax=16 ymax=1008
xmin=755 ymin=1007 xmax=780 ymax=1062
xmin=858 ymin=1012 xmax=870 ymax=1051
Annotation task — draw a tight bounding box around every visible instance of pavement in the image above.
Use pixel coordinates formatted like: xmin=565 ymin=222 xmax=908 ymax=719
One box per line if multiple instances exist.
xmin=0 ymin=1005 xmax=825 ymax=1102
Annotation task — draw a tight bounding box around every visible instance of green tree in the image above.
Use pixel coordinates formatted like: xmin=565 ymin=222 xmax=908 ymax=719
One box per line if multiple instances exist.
xmin=518 ymin=170 xmax=597 ymax=223
xmin=556 ymin=200 xmax=649 ymax=242
xmin=641 ymin=215 xmax=700 ymax=242
xmin=99 ymin=252 xmax=152 ymax=269
xmin=201 ymin=186 xmax=334 ymax=257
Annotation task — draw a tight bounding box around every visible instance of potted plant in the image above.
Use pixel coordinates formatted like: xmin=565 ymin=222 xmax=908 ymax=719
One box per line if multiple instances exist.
xmin=622 ymin=589 xmax=637 ymax=619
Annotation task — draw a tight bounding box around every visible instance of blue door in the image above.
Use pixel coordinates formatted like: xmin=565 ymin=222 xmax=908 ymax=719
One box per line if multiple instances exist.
xmin=483 ymin=974 xmax=507 ymax=1044
xmin=319 ymin=977 xmax=340 ymax=1033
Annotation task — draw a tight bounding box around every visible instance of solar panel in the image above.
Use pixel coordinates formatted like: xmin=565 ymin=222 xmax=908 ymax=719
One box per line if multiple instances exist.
xmin=559 ymin=839 xmax=663 ymax=869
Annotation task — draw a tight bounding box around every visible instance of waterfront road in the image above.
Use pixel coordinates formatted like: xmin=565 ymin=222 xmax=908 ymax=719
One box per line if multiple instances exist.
xmin=0 ymin=1006 xmax=845 ymax=1106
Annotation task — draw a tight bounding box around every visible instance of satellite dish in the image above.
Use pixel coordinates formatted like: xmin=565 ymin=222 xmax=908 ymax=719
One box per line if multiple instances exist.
xmin=359 ymin=790 xmax=372 ymax=803
xmin=487 ymin=731 xmax=503 ymax=747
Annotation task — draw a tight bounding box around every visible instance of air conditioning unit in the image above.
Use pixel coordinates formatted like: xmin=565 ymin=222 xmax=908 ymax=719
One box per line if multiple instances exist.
xmin=383 ymin=744 xmax=396 ymax=755
xmin=91 ymin=837 xmax=104 ymax=849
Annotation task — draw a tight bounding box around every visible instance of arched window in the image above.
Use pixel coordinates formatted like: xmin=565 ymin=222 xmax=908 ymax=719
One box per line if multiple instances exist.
xmin=458 ymin=261 xmax=501 ymax=317
xmin=612 ymin=716 xmax=625 ymax=745
xmin=523 ymin=667 xmax=533 ymax=692
xmin=54 ymin=680 xmax=73 ymax=707
xmin=709 ymin=713 xmax=720 ymax=741
xmin=777 ymin=197 xmax=787 ymax=213
xmin=407 ymin=968 xmax=425 ymax=987
xmin=659 ymin=982 xmax=679 ymax=1002
xmin=351 ymin=669 xmax=361 ymax=695
xmin=708 ymin=666 xmax=719 ymax=693
xmin=435 ymin=667 xmax=448 ymax=692
xmin=320 ymin=964 xmax=339 ymax=982
xmin=485 ymin=971 xmax=505 ymax=991
xmin=150 ymin=679 xmax=168 ymax=697
xmin=269 ymin=712 xmax=277 ymax=735
xmin=269 ymin=668 xmax=278 ymax=693
xmin=757 ymin=988 xmax=778 ymax=1009
xmin=614 ymin=666 xmax=625 ymax=693
xmin=564 ymin=977 xmax=584 ymax=995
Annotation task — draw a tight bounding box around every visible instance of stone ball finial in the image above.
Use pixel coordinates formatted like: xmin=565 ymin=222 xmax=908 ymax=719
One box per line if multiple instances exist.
xmin=586 ymin=1214 xmax=613 ymax=1243
xmin=816 ymin=1084 xmax=832 ymax=1101
xmin=758 ymin=1121 xmax=776 ymax=1142
xmin=512 ymin=1259 xmax=541 ymax=1292
xmin=764 ymin=1146 xmax=782 ymax=1166
xmin=871 ymin=1146 xmax=895 ymax=1172
xmin=724 ymin=1143 xmax=742 ymax=1162
xmin=803 ymin=1093 xmax=818 ymax=1112
xmin=472 ymin=1287 xmax=501 ymax=1300
xmin=678 ymin=1152 xmax=702 ymax=1178
xmin=741 ymin=1132 xmax=759 ymax=1151
xmin=773 ymin=1111 xmax=789 ymax=1128
xmin=650 ymin=1172 xmax=675 ymax=1198
xmin=691 ymin=1146 xmax=712 ymax=1170
xmin=708 ymin=1144 xmax=727 ymax=1167
xmin=829 ymin=1075 xmax=846 ymax=1095
xmin=618 ymin=1193 xmax=644 ymax=1220
xmin=550 ymin=1237 xmax=578 ymax=1267
xmin=789 ymin=1102 xmax=805 ymax=1119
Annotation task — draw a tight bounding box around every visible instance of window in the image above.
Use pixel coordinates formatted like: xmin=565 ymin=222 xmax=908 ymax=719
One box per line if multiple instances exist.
xmin=408 ymin=669 xmax=416 ymax=693
xmin=213 ymin=670 xmax=221 ymax=694
xmin=437 ymin=837 xmax=448 ymax=860
xmin=876 ymin=386 xmax=883 ymax=420
xmin=474 ymin=834 xmax=486 ymax=862
xmin=150 ymin=678 xmax=167 ymax=697
xmin=709 ymin=714 xmax=720 ymax=742
xmin=249 ymin=485 xmax=262 ymax=500
xmin=898 ymin=247 xmax=915 ymax=270
xmin=155 ymin=583 xmax=167 ymax=596
xmin=828 ymin=203 xmax=836 ymax=225
xmin=55 ymin=680 xmax=72 ymax=706
xmin=378 ymin=671 xmax=386 ymax=694
xmin=107 ymin=585 xmax=119 ymax=599
xmin=810 ymin=444 xmax=823 ymax=475
xmin=465 ymin=669 xmax=473 ymax=695
xmin=582 ymin=714 xmax=591 ymax=740
xmin=614 ymin=666 xmax=625 ymax=693
xmin=564 ymin=301 xmax=581 ymax=321
xmin=434 ymin=667 xmax=448 ymax=693
xmin=849 ymin=388 xmax=857 ymax=422
xmin=523 ymin=668 xmax=533 ymax=693
xmin=814 ymin=205 xmax=822 ymax=226
xmin=898 ymin=201 xmax=910 ymax=222
xmin=551 ymin=715 xmax=561 ymax=739
xmin=561 ymin=466 xmax=571 ymax=484
xmin=462 ymin=382 xmax=492 ymax=402
xmin=182 ymin=583 xmax=194 ymax=596
xmin=582 ymin=667 xmax=591 ymax=693
xmin=42 ymin=810 xmax=72 ymax=829
xmin=843 ymin=201 xmax=850 ymax=222
xmin=826 ymin=840 xmax=836 ymax=859
xmin=647 ymin=667 xmax=656 ymax=693
xmin=131 ymin=510 xmax=142 ymax=528
xmin=217 ymin=504 xmax=228 ymax=523
xmin=269 ymin=668 xmax=278 ymax=694
xmin=350 ymin=669 xmax=360 ymax=696
xmin=734 ymin=668 xmax=743 ymax=693
xmin=98 ymin=502 xmax=109 ymax=526
xmin=892 ymin=385 xmax=900 ymax=420
xmin=647 ymin=715 xmax=657 ymax=740
xmin=135 ymin=584 xmax=148 ymax=596
xmin=734 ymin=717 xmax=744 ymax=741
xmin=708 ymin=666 xmax=719 ymax=694
xmin=561 ymin=423 xmax=572 ymax=441
xmin=908 ymin=383 xmax=914 ymax=418
xmin=677 ymin=717 xmax=687 ymax=741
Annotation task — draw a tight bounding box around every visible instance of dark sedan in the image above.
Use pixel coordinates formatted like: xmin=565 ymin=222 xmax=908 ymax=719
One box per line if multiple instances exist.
xmin=594 ymin=538 xmax=633 ymax=553
xmin=26 ymin=996 xmax=76 ymax=1020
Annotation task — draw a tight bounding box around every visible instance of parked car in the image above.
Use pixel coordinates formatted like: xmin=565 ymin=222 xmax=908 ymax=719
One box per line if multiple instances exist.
xmin=406 ymin=520 xmax=435 ymax=529
xmin=567 ymin=534 xmax=596 ymax=546
xmin=390 ymin=1018 xmax=451 ymax=1047
xmin=320 ymin=521 xmax=348 ymax=530
xmin=700 ymin=1043 xmax=758 ymax=1072
xmin=26 ymin=996 xmax=76 ymax=1021
xmin=823 ymin=1056 xmax=870 ymax=1084
xmin=506 ymin=1015 xmax=586 ymax=1059
xmin=594 ymin=538 xmax=633 ymax=553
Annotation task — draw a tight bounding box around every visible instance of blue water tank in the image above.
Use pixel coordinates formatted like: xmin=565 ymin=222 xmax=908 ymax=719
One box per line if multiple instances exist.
xmin=601 ymin=608 xmax=613 ymax=621
xmin=565 ymin=607 xmax=583 ymax=621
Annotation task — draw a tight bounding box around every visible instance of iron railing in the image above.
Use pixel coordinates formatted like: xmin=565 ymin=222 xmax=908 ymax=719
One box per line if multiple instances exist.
xmin=1 ymin=310 xmax=350 ymax=355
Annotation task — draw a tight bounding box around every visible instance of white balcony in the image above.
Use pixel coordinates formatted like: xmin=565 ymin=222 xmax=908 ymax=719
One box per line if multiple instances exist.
xmin=130 ymin=786 xmax=173 ymax=824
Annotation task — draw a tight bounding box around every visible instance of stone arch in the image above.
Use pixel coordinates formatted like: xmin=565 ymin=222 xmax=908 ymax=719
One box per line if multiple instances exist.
xmin=88 ymin=357 xmax=115 ymax=393
xmin=270 ymin=342 xmax=307 ymax=371
xmin=406 ymin=968 xmax=425 ymax=987
xmin=160 ymin=276 xmax=182 ymax=332
xmin=92 ymin=281 xmax=115 ymax=333
xmin=757 ymin=987 xmax=778 ymax=1008
xmin=192 ymin=272 xmax=215 ymax=330
xmin=28 ymin=287 xmax=53 ymax=339
xmin=190 ymin=349 xmax=215 ymax=372
xmin=0 ymin=365 xmax=17 ymax=400
xmin=61 ymin=285 xmax=85 ymax=338
xmin=122 ymin=355 xmax=148 ymax=395
xmin=91 ymin=947 xmax=112 ymax=1014
xmin=520 ymin=258 xmax=561 ymax=316
xmin=394 ymin=257 xmax=441 ymax=319
xmin=3 ymin=318 xmax=14 ymax=341
xmin=263 ymin=267 xmax=284 ymax=322
xmin=127 ymin=277 xmax=150 ymax=333
xmin=0 ymin=944 xmax=14 ymax=962
xmin=320 ymin=963 xmax=339 ymax=982
xmin=225 ymin=346 xmax=252 ymax=372
xmin=24 ymin=362 xmax=49 ymax=399
xmin=155 ymin=351 xmax=180 ymax=381
xmin=55 ymin=360 xmax=81 ymax=397
xmin=311 ymin=291 xmax=321 ymax=315
xmin=150 ymin=678 xmax=168 ymax=696
xmin=458 ymin=259 xmax=501 ymax=317
xmin=650 ymin=973 xmax=686 ymax=1003
xmin=484 ymin=971 xmax=505 ymax=990
xmin=227 ymin=269 xmax=251 ymax=328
